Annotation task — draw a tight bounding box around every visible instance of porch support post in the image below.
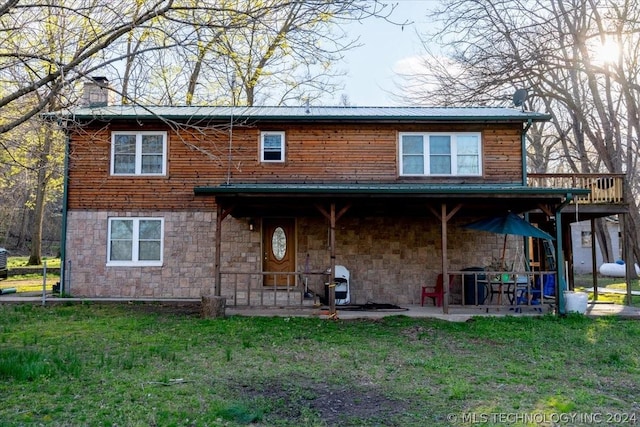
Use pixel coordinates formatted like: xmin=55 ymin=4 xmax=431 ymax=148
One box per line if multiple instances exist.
xmin=555 ymin=213 xmax=566 ymax=314
xmin=441 ymin=204 xmax=449 ymax=314
xmin=214 ymin=203 xmax=234 ymax=297
xmin=329 ymin=202 xmax=337 ymax=318
xmin=314 ymin=202 xmax=350 ymax=319
xmin=622 ymin=213 xmax=635 ymax=305
xmin=429 ymin=203 xmax=462 ymax=314
xmin=555 ymin=195 xmax=573 ymax=315
xmin=590 ymin=218 xmax=598 ymax=301
xmin=215 ymin=204 xmax=223 ymax=297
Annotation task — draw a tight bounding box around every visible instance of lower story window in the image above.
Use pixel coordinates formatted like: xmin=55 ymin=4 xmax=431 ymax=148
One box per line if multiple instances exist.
xmin=107 ymin=217 xmax=164 ymax=266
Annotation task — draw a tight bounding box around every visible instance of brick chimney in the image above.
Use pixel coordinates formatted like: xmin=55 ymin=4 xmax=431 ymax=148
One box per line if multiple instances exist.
xmin=81 ymin=76 xmax=110 ymax=107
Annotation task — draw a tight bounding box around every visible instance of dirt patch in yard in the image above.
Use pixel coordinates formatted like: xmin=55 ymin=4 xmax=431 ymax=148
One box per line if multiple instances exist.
xmin=232 ymin=375 xmax=409 ymax=425
xmin=121 ymin=302 xmax=203 ymax=317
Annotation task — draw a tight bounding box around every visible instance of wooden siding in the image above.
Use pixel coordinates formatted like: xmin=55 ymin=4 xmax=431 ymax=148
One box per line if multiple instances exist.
xmin=67 ymin=120 xmax=524 ymax=210
xmin=482 ymin=126 xmax=523 ymax=180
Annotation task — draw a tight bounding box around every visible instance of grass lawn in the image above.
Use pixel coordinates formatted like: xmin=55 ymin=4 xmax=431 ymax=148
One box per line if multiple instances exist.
xmin=573 ymin=274 xmax=640 ymax=305
xmin=2 ymin=257 xmax=61 ymax=293
xmin=0 ymin=304 xmax=639 ymax=426
xmin=7 ymin=257 xmax=61 ymax=269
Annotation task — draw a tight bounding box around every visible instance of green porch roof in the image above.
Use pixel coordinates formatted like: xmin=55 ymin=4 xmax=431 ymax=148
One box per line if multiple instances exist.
xmin=194 ymin=183 xmax=590 ymax=218
xmin=194 ymin=182 xmax=589 ymax=197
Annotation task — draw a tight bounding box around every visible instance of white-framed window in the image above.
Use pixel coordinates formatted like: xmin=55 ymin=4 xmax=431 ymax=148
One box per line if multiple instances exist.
xmin=260 ymin=131 xmax=285 ymax=162
xmin=111 ymin=131 xmax=167 ymax=175
xmin=399 ymin=132 xmax=482 ymax=176
xmin=107 ymin=217 xmax=164 ymax=266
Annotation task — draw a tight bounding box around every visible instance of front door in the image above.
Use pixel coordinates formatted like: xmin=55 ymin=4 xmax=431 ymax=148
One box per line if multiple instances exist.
xmin=263 ymin=218 xmax=296 ymax=286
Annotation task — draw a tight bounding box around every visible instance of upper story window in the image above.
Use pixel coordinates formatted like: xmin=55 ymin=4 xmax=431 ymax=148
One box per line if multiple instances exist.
xmin=111 ymin=131 xmax=167 ymax=175
xmin=399 ymin=132 xmax=482 ymax=176
xmin=261 ymin=131 xmax=285 ymax=162
xmin=107 ymin=217 xmax=163 ymax=266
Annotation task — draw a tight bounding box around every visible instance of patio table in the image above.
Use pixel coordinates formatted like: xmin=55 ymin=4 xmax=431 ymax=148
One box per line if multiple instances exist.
xmin=479 ymin=276 xmax=517 ymax=305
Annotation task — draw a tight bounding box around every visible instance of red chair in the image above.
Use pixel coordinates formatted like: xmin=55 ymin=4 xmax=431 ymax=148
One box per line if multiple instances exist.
xmin=421 ymin=274 xmax=453 ymax=307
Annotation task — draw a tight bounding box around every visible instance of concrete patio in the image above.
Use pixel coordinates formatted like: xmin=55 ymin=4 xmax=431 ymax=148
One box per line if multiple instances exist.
xmin=1 ymin=292 xmax=638 ymax=321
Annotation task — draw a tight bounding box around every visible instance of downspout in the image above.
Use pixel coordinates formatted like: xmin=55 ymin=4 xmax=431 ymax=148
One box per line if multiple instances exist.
xmin=522 ymin=120 xmax=533 ymax=270
xmin=59 ymin=127 xmax=70 ymax=295
xmin=555 ymin=193 xmax=574 ymax=315
xmin=521 ymin=119 xmax=532 ymax=185
xmin=520 ymin=119 xmax=533 ymax=270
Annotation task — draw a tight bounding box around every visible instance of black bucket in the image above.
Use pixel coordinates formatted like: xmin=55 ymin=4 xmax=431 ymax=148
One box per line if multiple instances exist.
xmin=462 ymin=267 xmax=486 ymax=305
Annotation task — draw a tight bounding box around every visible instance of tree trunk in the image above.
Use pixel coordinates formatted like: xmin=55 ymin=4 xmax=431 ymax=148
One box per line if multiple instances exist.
xmin=27 ymin=182 xmax=44 ymax=265
xmin=625 ymin=200 xmax=640 ymax=276
xmin=28 ymin=125 xmax=54 ymax=265
xmin=594 ymin=218 xmax=613 ymax=264
xmin=202 ymin=295 xmax=226 ymax=318
xmin=17 ymin=204 xmax=30 ymax=251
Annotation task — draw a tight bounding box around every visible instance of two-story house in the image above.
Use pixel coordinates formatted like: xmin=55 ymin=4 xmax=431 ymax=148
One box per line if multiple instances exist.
xmin=57 ymin=104 xmax=627 ymax=314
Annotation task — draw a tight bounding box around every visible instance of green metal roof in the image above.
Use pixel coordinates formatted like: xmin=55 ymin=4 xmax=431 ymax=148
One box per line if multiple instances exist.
xmin=58 ymin=105 xmax=551 ymax=123
xmin=194 ymin=183 xmax=589 ymax=197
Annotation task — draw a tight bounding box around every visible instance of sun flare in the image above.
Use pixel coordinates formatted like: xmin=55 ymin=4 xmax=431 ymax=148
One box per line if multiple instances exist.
xmin=593 ymin=38 xmax=620 ymax=65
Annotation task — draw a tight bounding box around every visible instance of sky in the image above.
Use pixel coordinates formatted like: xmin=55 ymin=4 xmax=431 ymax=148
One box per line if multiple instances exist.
xmin=338 ymin=1 xmax=438 ymax=106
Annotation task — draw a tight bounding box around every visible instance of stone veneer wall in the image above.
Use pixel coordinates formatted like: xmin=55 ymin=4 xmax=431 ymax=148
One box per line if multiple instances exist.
xmin=65 ymin=210 xmax=517 ymax=304
xmin=66 ymin=210 xmax=222 ymax=298
xmin=296 ymin=216 xmax=519 ymax=305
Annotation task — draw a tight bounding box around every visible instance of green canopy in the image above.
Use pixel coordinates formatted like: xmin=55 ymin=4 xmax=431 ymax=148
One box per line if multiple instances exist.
xmin=464 ymin=212 xmax=554 ymax=240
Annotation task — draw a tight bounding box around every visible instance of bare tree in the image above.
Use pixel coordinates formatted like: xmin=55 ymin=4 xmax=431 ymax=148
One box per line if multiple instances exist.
xmin=0 ymin=0 xmax=179 ymax=135
xmin=398 ymin=0 xmax=640 ymax=267
xmin=1 ymin=0 xmax=399 ymax=259
xmin=111 ymin=0 xmax=397 ymax=106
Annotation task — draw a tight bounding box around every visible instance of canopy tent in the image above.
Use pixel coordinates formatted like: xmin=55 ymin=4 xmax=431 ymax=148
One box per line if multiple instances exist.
xmin=464 ymin=212 xmax=554 ymax=270
xmin=464 ymin=212 xmax=554 ymax=240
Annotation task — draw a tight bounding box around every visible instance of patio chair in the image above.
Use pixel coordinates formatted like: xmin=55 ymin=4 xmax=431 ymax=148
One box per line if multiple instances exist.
xmin=514 ymin=279 xmax=543 ymax=313
xmin=421 ymin=274 xmax=453 ymax=307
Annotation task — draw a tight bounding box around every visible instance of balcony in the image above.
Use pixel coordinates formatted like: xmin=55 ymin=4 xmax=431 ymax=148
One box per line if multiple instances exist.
xmin=527 ymin=173 xmax=625 ymax=204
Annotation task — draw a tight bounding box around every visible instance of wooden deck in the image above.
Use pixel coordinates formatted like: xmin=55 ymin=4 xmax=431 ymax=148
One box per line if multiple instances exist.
xmin=528 ymin=173 xmax=625 ymax=204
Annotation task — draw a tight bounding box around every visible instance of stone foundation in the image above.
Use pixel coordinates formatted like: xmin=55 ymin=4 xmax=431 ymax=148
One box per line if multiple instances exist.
xmin=65 ymin=210 xmax=516 ymax=305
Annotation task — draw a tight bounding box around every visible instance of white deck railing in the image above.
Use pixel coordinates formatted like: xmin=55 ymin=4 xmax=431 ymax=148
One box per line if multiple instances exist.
xmin=527 ymin=173 xmax=625 ymax=204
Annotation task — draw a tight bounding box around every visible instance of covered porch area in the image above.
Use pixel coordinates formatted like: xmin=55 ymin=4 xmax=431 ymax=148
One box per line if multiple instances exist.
xmin=195 ymin=183 xmax=589 ymax=316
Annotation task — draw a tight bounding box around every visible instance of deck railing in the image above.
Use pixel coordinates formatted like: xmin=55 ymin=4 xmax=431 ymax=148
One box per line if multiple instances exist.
xmin=220 ymin=270 xmax=326 ymax=307
xmin=219 ymin=269 xmax=556 ymax=312
xmin=527 ymin=173 xmax=625 ymax=204
xmin=449 ymin=270 xmax=556 ymax=312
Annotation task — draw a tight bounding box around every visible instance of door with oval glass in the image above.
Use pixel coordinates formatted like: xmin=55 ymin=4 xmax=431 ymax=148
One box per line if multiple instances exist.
xmin=263 ymin=218 xmax=296 ymax=287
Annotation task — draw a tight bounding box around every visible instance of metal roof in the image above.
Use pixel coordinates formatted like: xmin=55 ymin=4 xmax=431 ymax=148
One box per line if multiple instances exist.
xmin=59 ymin=105 xmax=551 ymax=123
xmin=194 ymin=183 xmax=590 ymax=218
xmin=194 ymin=183 xmax=589 ymax=197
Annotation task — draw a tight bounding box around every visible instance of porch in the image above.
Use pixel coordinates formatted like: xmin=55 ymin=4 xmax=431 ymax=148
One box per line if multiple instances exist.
xmin=201 ymin=188 xmax=579 ymax=316
xmin=196 ymin=174 xmax=629 ymax=316
xmin=217 ymin=269 xmax=558 ymax=314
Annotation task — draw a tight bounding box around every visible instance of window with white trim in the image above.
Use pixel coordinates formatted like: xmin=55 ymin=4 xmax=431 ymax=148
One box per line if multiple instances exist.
xmin=399 ymin=132 xmax=482 ymax=176
xmin=261 ymin=131 xmax=285 ymax=162
xmin=107 ymin=218 xmax=164 ymax=266
xmin=111 ymin=131 xmax=167 ymax=175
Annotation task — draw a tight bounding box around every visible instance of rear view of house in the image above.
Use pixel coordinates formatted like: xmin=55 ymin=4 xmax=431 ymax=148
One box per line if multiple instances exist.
xmin=57 ymin=105 xmax=625 ymax=313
